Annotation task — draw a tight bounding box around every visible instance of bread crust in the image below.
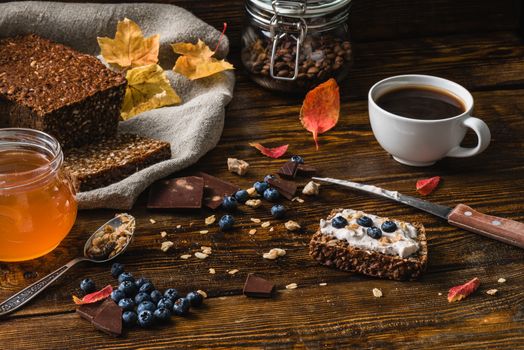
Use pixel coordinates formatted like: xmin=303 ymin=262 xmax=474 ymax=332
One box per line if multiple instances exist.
xmin=309 ymin=209 xmax=428 ymax=281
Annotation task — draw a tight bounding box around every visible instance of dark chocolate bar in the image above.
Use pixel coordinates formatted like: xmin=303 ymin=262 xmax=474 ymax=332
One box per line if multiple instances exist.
xmin=267 ymin=176 xmax=297 ymax=200
xmin=147 ymin=176 xmax=204 ymax=209
xmin=196 ymin=172 xmax=240 ymax=209
xmin=243 ymin=274 xmax=275 ymax=298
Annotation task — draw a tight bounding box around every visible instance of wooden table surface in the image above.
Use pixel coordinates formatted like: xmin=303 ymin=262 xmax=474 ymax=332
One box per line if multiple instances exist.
xmin=1 ymin=1 xmax=524 ymax=349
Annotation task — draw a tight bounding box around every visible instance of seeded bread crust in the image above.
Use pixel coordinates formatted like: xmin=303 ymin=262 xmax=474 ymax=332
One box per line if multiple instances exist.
xmin=64 ymin=133 xmax=171 ymax=192
xmin=309 ymin=209 xmax=428 ymax=281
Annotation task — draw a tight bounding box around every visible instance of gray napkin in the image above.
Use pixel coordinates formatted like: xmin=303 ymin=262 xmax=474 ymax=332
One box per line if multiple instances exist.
xmin=0 ymin=1 xmax=235 ymax=209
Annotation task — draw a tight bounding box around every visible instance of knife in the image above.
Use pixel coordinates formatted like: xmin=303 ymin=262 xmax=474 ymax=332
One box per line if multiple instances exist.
xmin=312 ymin=177 xmax=524 ymax=249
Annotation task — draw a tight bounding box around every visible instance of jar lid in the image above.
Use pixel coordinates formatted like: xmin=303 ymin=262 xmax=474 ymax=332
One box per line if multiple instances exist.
xmin=248 ymin=0 xmax=351 ymax=18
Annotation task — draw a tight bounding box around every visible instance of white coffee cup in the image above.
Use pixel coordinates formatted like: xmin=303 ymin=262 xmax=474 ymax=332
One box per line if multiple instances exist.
xmin=368 ymin=75 xmax=491 ymax=166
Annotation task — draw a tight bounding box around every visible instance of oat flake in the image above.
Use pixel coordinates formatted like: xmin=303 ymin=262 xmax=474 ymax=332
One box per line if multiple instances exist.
xmin=286 ymin=283 xmax=298 ymax=290
xmin=372 ymin=288 xmax=383 ymax=297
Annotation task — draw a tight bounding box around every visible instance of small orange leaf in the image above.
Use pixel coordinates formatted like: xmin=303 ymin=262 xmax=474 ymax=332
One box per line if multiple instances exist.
xmin=447 ymin=277 xmax=480 ymax=303
xmin=97 ymin=18 xmax=159 ymax=69
xmin=300 ymin=78 xmax=340 ymax=150
xmin=73 ymin=285 xmax=113 ymax=305
xmin=249 ymin=143 xmax=288 ymax=158
xmin=172 ymin=39 xmax=234 ymax=80
xmin=416 ymin=176 xmax=441 ymax=196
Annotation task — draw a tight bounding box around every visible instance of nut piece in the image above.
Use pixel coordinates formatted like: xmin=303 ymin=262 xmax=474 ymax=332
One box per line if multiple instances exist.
xmin=199 ymin=230 xmax=209 ymax=234
xmin=180 ymin=254 xmax=191 ymax=260
xmin=250 ymin=218 xmax=261 ymax=223
xmin=486 ymin=289 xmax=498 ymax=296
xmin=195 ymin=252 xmax=208 ymax=259
xmin=497 ymin=278 xmax=506 ymax=283
xmin=246 ymin=187 xmax=258 ymax=197
xmin=292 ymin=197 xmax=305 ymax=203
xmin=319 ymin=283 xmax=327 ymax=286
xmin=228 ymin=269 xmax=239 ymax=275
xmin=263 ymin=248 xmax=286 ymax=260
xmin=285 ymin=220 xmax=301 ymax=231
xmin=227 ymin=158 xmax=250 ymax=176
xmin=372 ymin=288 xmax=383 ymax=298
xmin=205 ymin=215 xmax=216 ymax=226
xmin=248 ymin=229 xmax=257 ymax=235
xmin=160 ymin=231 xmax=167 ymax=238
xmin=201 ymin=246 xmax=212 ymax=255
xmin=149 ymin=218 xmax=156 ymax=224
xmin=302 ymin=181 xmax=320 ymax=196
xmin=160 ymin=241 xmax=174 ymax=252
xmin=286 ymin=283 xmax=298 ymax=290
xmin=261 ymin=221 xmax=271 ymax=228
xmin=209 ymin=268 xmax=216 ymax=274
xmin=246 ymin=199 xmax=262 ymax=208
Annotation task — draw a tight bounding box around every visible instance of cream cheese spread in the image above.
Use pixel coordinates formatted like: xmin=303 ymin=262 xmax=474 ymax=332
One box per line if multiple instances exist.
xmin=319 ymin=209 xmax=420 ymax=258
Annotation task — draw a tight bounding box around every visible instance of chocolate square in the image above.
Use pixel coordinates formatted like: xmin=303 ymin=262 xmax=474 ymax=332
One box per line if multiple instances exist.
xmin=76 ymin=301 xmax=103 ymax=322
xmin=277 ymin=161 xmax=299 ymax=178
xmin=196 ymin=172 xmax=240 ymax=209
xmin=92 ymin=299 xmax=122 ymax=337
xmin=243 ymin=274 xmax=275 ymax=298
xmin=147 ymin=176 xmax=204 ymax=209
xmin=267 ymin=176 xmax=297 ymax=200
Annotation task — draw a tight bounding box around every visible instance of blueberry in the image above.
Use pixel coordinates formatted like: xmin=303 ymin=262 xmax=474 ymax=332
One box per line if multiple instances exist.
xmin=118 ymin=298 xmax=135 ymax=312
xmin=137 ymin=310 xmax=154 ymax=328
xmin=118 ymin=280 xmax=137 ymax=297
xmin=263 ymin=188 xmax=280 ymax=202
xmin=157 ymin=297 xmax=174 ymax=310
xmin=153 ymin=307 xmax=171 ymax=323
xmin=264 ymin=174 xmax=275 ymax=183
xmin=357 ymin=216 xmax=373 ymax=227
xmin=186 ymin=291 xmax=204 ymax=307
xmin=367 ymin=227 xmax=382 ymax=239
xmin=122 ymin=310 xmax=138 ymax=327
xmin=332 ymin=216 xmax=348 ymax=229
xmin=110 ymin=289 xmax=126 ymax=303
xmin=271 ymin=204 xmax=286 ymax=219
xmin=139 ymin=282 xmax=155 ymax=294
xmin=219 ymin=215 xmax=235 ymax=231
xmin=134 ymin=277 xmax=150 ymax=289
xmin=134 ymin=292 xmax=152 ymax=305
xmin=117 ymin=272 xmax=134 ymax=284
xmin=381 ymin=220 xmax=397 ymax=233
xmin=254 ymin=181 xmax=269 ymax=194
xmin=137 ymin=300 xmax=156 ymax=314
xmin=164 ymin=288 xmax=179 ymax=301
xmin=80 ymin=278 xmax=96 ymax=294
xmin=149 ymin=290 xmax=163 ymax=304
xmin=234 ymin=190 xmax=249 ymax=204
xmin=111 ymin=263 xmax=125 ymax=278
xmin=290 ymin=155 xmax=304 ymax=164
xmin=172 ymin=298 xmax=191 ymax=316
xmin=222 ymin=196 xmax=238 ymax=212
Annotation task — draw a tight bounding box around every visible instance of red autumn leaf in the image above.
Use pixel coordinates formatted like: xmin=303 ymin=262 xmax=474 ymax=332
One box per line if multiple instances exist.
xmin=448 ymin=277 xmax=480 ymax=303
xmin=416 ymin=176 xmax=441 ymax=196
xmin=73 ymin=285 xmax=113 ymax=305
xmin=249 ymin=142 xmax=289 ymax=158
xmin=300 ymin=78 xmax=340 ymax=150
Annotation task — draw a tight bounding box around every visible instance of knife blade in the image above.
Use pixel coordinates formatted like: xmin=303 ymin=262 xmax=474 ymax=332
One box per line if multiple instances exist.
xmin=312 ymin=177 xmax=524 ymax=249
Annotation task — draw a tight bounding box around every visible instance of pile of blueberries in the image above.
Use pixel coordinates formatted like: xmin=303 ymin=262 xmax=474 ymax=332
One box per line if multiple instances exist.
xmin=331 ymin=215 xmax=398 ymax=239
xmin=80 ymin=263 xmax=204 ymax=328
xmin=217 ymin=155 xmax=305 ymax=231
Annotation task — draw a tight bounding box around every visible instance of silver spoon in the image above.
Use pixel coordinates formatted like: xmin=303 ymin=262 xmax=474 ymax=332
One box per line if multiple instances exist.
xmin=0 ymin=214 xmax=136 ymax=317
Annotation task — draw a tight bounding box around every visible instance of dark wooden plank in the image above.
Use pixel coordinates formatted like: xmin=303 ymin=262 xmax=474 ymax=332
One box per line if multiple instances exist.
xmin=1 ymin=266 xmax=523 ymax=349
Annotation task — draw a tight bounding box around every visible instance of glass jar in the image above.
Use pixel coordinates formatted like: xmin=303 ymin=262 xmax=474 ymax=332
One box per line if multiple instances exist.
xmin=0 ymin=128 xmax=77 ymax=261
xmin=242 ymin=0 xmax=352 ymax=93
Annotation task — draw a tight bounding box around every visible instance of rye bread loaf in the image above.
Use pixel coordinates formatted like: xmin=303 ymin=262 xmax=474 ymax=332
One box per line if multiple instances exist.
xmin=64 ymin=134 xmax=171 ymax=192
xmin=309 ymin=209 xmax=428 ymax=281
xmin=0 ymin=34 xmax=126 ymax=148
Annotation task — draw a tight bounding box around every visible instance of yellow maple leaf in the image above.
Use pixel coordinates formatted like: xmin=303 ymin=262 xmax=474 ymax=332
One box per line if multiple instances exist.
xmin=97 ymin=18 xmax=160 ymax=69
xmin=121 ymin=64 xmax=181 ymax=120
xmin=171 ymin=39 xmax=234 ymax=80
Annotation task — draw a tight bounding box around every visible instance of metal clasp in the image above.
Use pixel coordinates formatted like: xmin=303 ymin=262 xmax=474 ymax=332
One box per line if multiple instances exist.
xmin=269 ymin=0 xmax=308 ymax=81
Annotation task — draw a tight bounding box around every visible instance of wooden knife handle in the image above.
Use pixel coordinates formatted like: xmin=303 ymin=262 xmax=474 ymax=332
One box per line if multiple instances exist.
xmin=448 ymin=204 xmax=524 ymax=249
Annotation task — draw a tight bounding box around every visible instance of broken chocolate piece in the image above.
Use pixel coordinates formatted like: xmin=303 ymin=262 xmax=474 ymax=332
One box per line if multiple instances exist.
xmin=147 ymin=176 xmax=204 ymax=209
xmin=196 ymin=172 xmax=240 ymax=209
xmin=243 ymin=274 xmax=275 ymax=298
xmin=76 ymin=301 xmax=103 ymax=322
xmin=297 ymin=163 xmax=317 ymax=175
xmin=267 ymin=176 xmax=297 ymax=200
xmin=92 ymin=299 xmax=122 ymax=337
xmin=277 ymin=161 xmax=299 ymax=178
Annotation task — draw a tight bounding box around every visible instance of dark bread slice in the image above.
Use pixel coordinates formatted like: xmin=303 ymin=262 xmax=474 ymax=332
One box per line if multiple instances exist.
xmin=64 ymin=133 xmax=171 ymax=192
xmin=309 ymin=209 xmax=428 ymax=281
xmin=0 ymin=34 xmax=126 ymax=148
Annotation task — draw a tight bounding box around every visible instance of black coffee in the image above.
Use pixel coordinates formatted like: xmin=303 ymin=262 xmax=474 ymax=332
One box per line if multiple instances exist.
xmin=376 ymin=85 xmax=466 ymax=120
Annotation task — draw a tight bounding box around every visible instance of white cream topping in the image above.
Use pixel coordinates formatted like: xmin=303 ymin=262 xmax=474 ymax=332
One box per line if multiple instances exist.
xmin=319 ymin=209 xmax=420 ymax=258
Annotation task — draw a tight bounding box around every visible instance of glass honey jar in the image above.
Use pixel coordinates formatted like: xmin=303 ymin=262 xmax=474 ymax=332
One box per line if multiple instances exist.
xmin=0 ymin=128 xmax=77 ymax=261
xmin=242 ymin=0 xmax=352 ymax=93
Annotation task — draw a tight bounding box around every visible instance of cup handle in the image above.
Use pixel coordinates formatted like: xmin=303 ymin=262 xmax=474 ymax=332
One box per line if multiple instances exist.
xmin=446 ymin=116 xmax=491 ymax=158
